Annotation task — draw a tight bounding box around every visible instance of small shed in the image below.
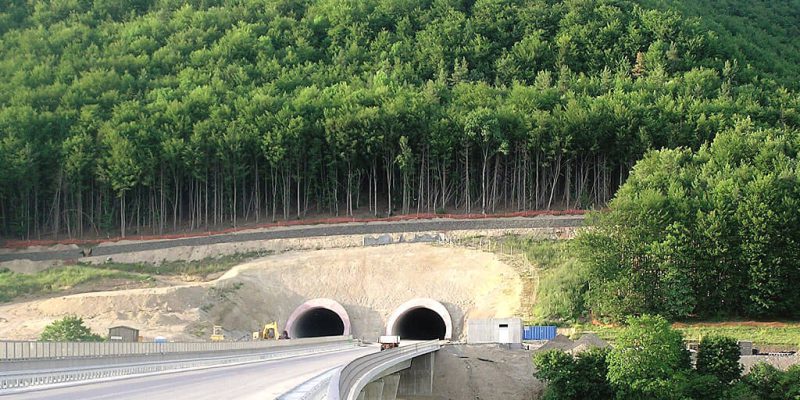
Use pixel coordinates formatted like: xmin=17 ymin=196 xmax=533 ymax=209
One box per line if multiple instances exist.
xmin=108 ymin=326 xmax=140 ymax=342
xmin=467 ymin=318 xmax=523 ymax=345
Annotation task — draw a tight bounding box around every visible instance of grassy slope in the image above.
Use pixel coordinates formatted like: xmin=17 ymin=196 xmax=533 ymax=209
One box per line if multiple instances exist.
xmin=0 ymin=266 xmax=151 ymax=302
xmin=574 ymin=322 xmax=800 ymax=347
xmin=98 ymin=251 xmax=270 ymax=278
xmin=0 ymin=251 xmax=269 ymax=303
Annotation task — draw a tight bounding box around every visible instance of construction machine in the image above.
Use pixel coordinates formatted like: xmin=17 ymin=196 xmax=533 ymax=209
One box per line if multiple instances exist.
xmin=210 ymin=325 xmax=225 ymax=341
xmin=252 ymin=322 xmax=279 ymax=340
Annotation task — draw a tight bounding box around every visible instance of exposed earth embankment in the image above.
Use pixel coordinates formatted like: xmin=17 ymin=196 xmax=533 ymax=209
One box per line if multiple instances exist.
xmin=0 ymin=243 xmax=525 ymax=341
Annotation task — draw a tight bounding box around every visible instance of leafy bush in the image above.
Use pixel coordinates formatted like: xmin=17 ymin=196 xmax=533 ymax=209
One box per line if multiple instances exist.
xmin=40 ymin=315 xmax=103 ymax=342
xmin=733 ymin=363 xmax=800 ymax=400
xmin=533 ymin=347 xmax=613 ymax=400
xmin=536 ymin=317 xmax=796 ymax=400
xmin=607 ymin=315 xmax=691 ymax=399
xmin=696 ymin=335 xmax=743 ymax=385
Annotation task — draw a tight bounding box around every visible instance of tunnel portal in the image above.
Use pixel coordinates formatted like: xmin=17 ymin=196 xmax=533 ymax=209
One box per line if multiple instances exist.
xmin=285 ymin=298 xmax=352 ymax=339
xmin=386 ymin=298 xmax=453 ymax=340
xmin=392 ymin=307 xmax=447 ymax=340
xmin=291 ymin=307 xmax=345 ymax=338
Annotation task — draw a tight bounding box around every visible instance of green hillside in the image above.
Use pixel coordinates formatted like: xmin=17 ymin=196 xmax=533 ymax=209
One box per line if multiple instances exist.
xmin=642 ymin=0 xmax=800 ymax=87
xmin=0 ymin=0 xmax=798 ymax=239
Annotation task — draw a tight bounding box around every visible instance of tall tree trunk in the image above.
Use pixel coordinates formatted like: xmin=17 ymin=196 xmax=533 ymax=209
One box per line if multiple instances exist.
xmin=481 ymin=149 xmax=488 ymax=214
xmin=271 ymin=168 xmax=277 ymax=221
xmin=254 ymin=158 xmax=260 ymax=222
xmin=231 ymin=165 xmax=236 ymax=227
xmin=159 ymin=167 xmax=164 ymax=234
xmin=535 ymin=151 xmax=540 ymax=209
xmin=213 ymin=166 xmax=218 ymax=227
xmin=346 ymin=162 xmax=352 ymax=216
xmin=565 ymin=158 xmax=571 ymax=209
xmin=464 ymin=144 xmax=471 ymax=213
xmin=373 ymin=161 xmax=378 ymax=217
xmin=136 ymin=187 xmax=140 ymax=235
xmin=385 ymin=154 xmax=394 ymax=216
xmin=52 ymin=170 xmax=62 ymax=238
xmin=355 ymin=169 xmax=363 ymax=210
xmin=296 ymin=161 xmax=301 ymax=219
xmin=120 ymin=191 xmax=126 ymax=238
xmin=77 ymin=185 xmax=83 ymax=237
xmin=173 ymin=174 xmax=179 ymax=232
xmin=65 ymin=186 xmax=71 ymax=239
xmin=417 ymin=151 xmax=425 ymax=213
xmin=283 ymin=167 xmax=289 ymax=220
xmin=547 ymin=153 xmax=562 ymax=210
xmin=0 ymin=194 xmax=5 ymax=237
xmin=441 ymin=160 xmax=448 ymax=210
xmin=491 ymin=155 xmax=500 ymax=213
xmin=205 ymin=172 xmax=209 ymax=230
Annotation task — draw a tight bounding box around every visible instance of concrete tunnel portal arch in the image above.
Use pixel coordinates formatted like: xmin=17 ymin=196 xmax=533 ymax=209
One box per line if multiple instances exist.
xmin=285 ymin=298 xmax=351 ymax=339
xmin=386 ymin=298 xmax=453 ymax=340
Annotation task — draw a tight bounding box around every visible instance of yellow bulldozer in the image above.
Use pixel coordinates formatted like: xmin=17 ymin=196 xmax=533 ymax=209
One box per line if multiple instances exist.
xmin=252 ymin=322 xmax=279 ymax=340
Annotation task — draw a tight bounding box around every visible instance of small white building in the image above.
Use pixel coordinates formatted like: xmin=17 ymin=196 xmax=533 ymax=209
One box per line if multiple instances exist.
xmin=467 ymin=318 xmax=523 ymax=346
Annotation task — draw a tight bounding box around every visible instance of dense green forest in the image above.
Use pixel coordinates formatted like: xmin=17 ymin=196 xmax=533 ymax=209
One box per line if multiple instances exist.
xmin=579 ymin=121 xmax=800 ymax=320
xmin=1 ymin=0 xmax=799 ymax=239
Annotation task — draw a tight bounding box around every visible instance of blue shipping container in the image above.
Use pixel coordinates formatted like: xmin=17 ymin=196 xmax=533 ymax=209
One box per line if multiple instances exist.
xmin=523 ymin=325 xmax=557 ymax=340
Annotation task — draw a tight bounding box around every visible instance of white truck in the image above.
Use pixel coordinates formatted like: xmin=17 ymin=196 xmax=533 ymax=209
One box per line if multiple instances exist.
xmin=379 ymin=335 xmax=400 ymax=351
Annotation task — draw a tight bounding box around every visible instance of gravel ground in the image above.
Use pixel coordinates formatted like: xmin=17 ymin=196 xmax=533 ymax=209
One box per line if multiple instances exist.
xmin=0 ymin=216 xmax=583 ymax=263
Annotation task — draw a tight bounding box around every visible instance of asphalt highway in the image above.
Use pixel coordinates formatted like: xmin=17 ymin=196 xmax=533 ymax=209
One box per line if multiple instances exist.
xmin=5 ymin=346 xmax=376 ymax=400
xmin=0 ymin=215 xmax=583 ymax=262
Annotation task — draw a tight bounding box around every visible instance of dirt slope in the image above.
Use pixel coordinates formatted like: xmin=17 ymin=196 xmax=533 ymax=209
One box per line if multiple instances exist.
xmin=0 ymin=243 xmax=523 ymax=341
xmin=421 ymin=344 xmax=543 ymax=400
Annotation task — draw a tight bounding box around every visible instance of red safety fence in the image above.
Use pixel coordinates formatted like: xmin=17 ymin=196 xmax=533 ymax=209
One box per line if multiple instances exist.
xmin=2 ymin=209 xmax=587 ymax=250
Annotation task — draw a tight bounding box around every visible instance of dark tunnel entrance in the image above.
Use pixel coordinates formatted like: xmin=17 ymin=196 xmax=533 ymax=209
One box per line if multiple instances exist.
xmin=291 ymin=307 xmax=346 ymax=338
xmin=392 ymin=307 xmax=447 ymax=340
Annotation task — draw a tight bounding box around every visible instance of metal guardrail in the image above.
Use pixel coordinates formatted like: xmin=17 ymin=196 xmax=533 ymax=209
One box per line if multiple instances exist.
xmin=1 ymin=336 xmax=348 ymax=361
xmin=0 ymin=340 xmax=355 ymax=392
xmin=328 ymin=340 xmax=440 ymax=400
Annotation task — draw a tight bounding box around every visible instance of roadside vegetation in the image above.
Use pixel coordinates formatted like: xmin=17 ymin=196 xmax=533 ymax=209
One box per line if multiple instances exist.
xmin=534 ymin=315 xmax=800 ymax=400
xmin=39 ymin=315 xmax=104 ymax=342
xmin=499 ymin=120 xmax=800 ymax=347
xmin=570 ymin=323 xmax=800 ymax=348
xmin=0 ymin=251 xmax=269 ymax=303
xmin=502 ymin=237 xmax=588 ymax=324
xmin=502 ymin=237 xmax=800 ymax=347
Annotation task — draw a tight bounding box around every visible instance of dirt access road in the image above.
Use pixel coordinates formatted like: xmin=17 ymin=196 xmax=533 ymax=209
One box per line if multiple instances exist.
xmin=0 ymin=215 xmax=583 ymax=262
